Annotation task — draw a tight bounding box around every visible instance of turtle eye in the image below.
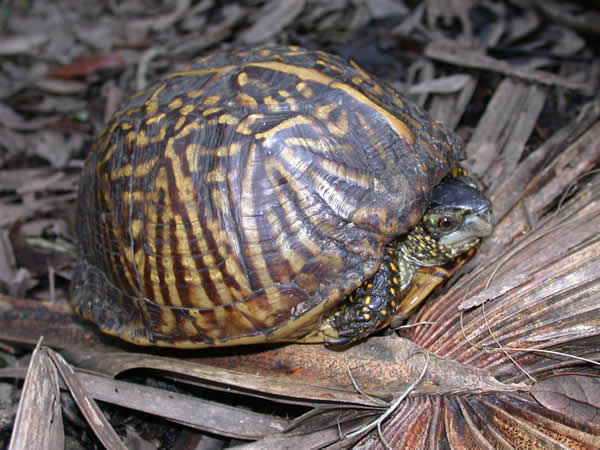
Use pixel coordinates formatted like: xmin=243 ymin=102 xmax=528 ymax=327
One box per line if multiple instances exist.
xmin=437 ymin=216 xmax=457 ymax=231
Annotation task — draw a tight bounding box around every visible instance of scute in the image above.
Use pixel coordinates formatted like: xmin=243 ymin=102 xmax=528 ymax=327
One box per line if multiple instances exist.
xmin=71 ymin=45 xmax=463 ymax=347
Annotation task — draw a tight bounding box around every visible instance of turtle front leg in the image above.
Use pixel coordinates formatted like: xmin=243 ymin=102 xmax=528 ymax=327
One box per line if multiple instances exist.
xmin=326 ymin=244 xmax=415 ymax=345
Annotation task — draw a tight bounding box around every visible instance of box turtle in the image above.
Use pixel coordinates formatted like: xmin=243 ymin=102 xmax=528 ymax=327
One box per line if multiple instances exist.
xmin=71 ymin=46 xmax=493 ymax=348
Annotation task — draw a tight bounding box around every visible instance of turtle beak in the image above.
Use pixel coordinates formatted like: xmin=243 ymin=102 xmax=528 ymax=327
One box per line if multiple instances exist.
xmin=438 ymin=208 xmax=494 ymax=247
xmin=467 ymin=208 xmax=494 ymax=238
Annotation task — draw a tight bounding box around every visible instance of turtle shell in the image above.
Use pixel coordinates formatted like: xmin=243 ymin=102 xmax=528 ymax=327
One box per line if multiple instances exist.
xmin=71 ymin=45 xmax=463 ymax=347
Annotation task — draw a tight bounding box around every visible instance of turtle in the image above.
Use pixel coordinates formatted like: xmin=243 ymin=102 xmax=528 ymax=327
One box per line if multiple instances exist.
xmin=70 ymin=45 xmax=493 ymax=348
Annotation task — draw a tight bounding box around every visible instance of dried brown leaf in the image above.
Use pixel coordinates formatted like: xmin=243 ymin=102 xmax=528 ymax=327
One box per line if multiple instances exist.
xmin=408 ymin=74 xmax=471 ymax=94
xmin=25 ymin=95 xmax=87 ymax=114
xmin=0 ymin=127 xmax=27 ymax=160
xmin=8 ymin=341 xmax=64 ymax=450
xmin=33 ymin=79 xmax=87 ymax=95
xmin=465 ymin=79 xmax=545 ymax=179
xmin=179 ymin=0 xmax=214 ymax=32
xmin=425 ymin=41 xmax=589 ymax=91
xmin=171 ymin=4 xmax=245 ymax=56
xmin=241 ymin=0 xmax=306 ymax=44
xmin=46 ymin=53 xmax=127 ymax=79
xmin=30 ymin=130 xmax=72 ymax=167
xmin=426 ymin=0 xmax=474 ymax=44
xmin=0 ymin=295 xmax=103 ymax=351
xmin=504 ymin=7 xmax=540 ymax=45
xmin=524 ymin=122 xmax=600 ymax=216
xmin=532 ymin=374 xmax=600 ymax=424
xmin=365 ymin=0 xmax=408 ymax=19
xmin=10 ymin=225 xmax=72 ymax=277
xmin=48 ymin=349 xmax=127 ymax=450
xmin=544 ymin=25 xmax=586 ymax=57
xmin=533 ymin=0 xmax=600 ymax=35
xmin=429 ymin=75 xmax=477 ymax=130
xmin=489 ymin=100 xmax=600 ymax=224
xmin=75 ymin=371 xmax=288 ymax=439
xmin=129 ymin=0 xmax=191 ymax=34
xmin=0 ymin=33 xmax=49 ymax=55
xmin=0 ymin=103 xmax=58 ymax=131
xmin=0 ymin=229 xmax=37 ymax=297
xmin=68 ymin=350 xmax=385 ymax=406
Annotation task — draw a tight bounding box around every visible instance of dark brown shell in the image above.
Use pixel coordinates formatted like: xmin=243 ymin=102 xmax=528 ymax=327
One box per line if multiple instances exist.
xmin=71 ymin=46 xmax=463 ymax=347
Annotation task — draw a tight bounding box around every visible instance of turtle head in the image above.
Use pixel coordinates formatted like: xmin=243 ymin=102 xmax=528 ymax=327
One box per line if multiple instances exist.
xmin=404 ymin=175 xmax=494 ymax=266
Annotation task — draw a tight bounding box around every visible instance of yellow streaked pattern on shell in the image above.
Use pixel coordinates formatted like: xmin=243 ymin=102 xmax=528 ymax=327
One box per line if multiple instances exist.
xmin=72 ymin=45 xmax=460 ymax=347
xmin=247 ymin=61 xmax=415 ymax=145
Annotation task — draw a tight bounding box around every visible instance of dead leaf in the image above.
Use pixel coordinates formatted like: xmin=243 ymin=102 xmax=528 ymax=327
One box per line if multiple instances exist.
xmin=129 ymin=0 xmax=191 ymax=36
xmin=0 ymin=103 xmax=58 ymax=131
xmin=8 ymin=340 xmax=64 ymax=450
xmin=0 ymin=33 xmax=49 ymax=55
xmin=30 ymin=130 xmax=72 ymax=167
xmin=241 ymin=0 xmax=306 ymax=44
xmin=16 ymin=172 xmax=65 ymax=195
xmin=172 ymin=4 xmax=245 ymax=56
xmin=533 ymin=0 xmax=600 ymax=35
xmin=425 ymin=40 xmax=589 ymax=91
xmin=74 ymin=370 xmax=289 ymax=439
xmin=465 ymin=79 xmax=546 ymax=180
xmin=365 ymin=0 xmax=408 ymax=19
xmin=46 ymin=52 xmax=127 ymax=79
xmin=33 ymin=78 xmax=88 ymax=95
xmin=48 ymin=349 xmax=128 ymax=450
xmin=408 ymin=74 xmax=472 ymax=94
xmin=0 ymin=128 xmax=27 ymax=160
xmin=532 ymin=374 xmax=600 ymax=424
xmin=10 ymin=225 xmax=72 ymax=277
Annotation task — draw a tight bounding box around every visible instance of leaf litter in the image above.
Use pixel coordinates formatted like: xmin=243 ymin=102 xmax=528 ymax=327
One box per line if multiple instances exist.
xmin=0 ymin=0 xmax=599 ymax=448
